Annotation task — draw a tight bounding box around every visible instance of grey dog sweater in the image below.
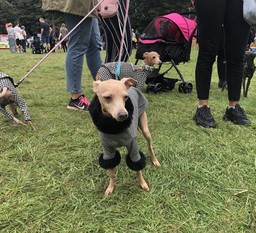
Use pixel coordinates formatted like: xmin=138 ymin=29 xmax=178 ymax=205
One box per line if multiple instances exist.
xmin=89 ymin=87 xmax=148 ymax=170
xmin=0 ymin=72 xmax=31 ymax=121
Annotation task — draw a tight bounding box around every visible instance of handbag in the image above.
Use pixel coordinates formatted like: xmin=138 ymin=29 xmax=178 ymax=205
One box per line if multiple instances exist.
xmin=243 ymin=0 xmax=256 ymax=26
xmin=98 ymin=0 xmax=119 ymax=18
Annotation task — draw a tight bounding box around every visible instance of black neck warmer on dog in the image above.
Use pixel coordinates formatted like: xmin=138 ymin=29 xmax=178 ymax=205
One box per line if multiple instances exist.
xmin=88 ymin=95 xmax=134 ymax=134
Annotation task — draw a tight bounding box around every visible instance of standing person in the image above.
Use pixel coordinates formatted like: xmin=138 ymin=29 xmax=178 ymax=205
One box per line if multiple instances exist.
xmin=39 ymin=17 xmax=50 ymax=52
xmin=49 ymin=26 xmax=56 ymax=52
xmin=6 ymin=23 xmax=16 ymax=53
xmin=21 ymin=25 xmax=27 ymax=53
xmin=99 ymin=0 xmax=132 ymax=62
xmin=42 ymin=0 xmax=102 ymax=110
xmin=192 ymin=0 xmax=251 ymax=128
xmin=59 ymin=23 xmax=69 ymax=52
xmin=13 ymin=21 xmax=24 ymax=53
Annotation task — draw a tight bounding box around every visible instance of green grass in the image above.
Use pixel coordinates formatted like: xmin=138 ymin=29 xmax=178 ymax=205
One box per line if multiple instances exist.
xmin=0 ymin=47 xmax=256 ymax=233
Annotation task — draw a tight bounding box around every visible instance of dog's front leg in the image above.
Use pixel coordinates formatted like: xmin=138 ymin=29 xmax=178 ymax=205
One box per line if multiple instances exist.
xmin=136 ymin=170 xmax=149 ymax=192
xmin=13 ymin=116 xmax=26 ymax=126
xmin=139 ymin=112 xmax=160 ymax=166
xmin=104 ymin=168 xmax=116 ymax=196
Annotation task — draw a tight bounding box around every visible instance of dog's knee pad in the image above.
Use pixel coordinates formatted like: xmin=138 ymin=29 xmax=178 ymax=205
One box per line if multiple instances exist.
xmin=99 ymin=150 xmax=121 ymax=169
xmin=126 ymin=151 xmax=146 ymax=171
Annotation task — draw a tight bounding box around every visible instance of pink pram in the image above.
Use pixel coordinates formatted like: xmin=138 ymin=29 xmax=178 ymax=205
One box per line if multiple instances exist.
xmin=135 ymin=13 xmax=197 ymax=93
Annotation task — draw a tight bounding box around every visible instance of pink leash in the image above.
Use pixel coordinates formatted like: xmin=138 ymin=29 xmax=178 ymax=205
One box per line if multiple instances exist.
xmin=15 ymin=0 xmax=104 ymax=87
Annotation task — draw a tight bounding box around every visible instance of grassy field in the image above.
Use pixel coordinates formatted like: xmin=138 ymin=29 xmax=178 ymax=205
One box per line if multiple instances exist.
xmin=0 ymin=47 xmax=256 ymax=233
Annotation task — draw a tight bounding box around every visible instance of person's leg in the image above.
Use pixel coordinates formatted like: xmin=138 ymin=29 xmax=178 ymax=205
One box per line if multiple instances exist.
xmin=225 ymin=0 xmax=250 ymax=105
xmin=99 ymin=0 xmax=132 ymax=62
xmin=99 ymin=16 xmax=119 ymax=62
xmin=41 ymin=36 xmax=46 ymax=51
xmin=222 ymin=0 xmax=250 ymax=125
xmin=65 ymin=14 xmax=102 ymax=110
xmin=65 ymin=14 xmax=93 ymax=98
xmin=195 ymin=0 xmax=226 ymax=104
xmin=61 ymin=41 xmax=66 ymax=52
xmin=85 ymin=18 xmax=103 ymax=79
xmin=193 ymin=0 xmax=226 ymax=127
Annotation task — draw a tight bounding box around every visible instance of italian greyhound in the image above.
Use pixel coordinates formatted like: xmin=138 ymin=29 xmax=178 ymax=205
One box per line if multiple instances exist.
xmin=96 ymin=51 xmax=162 ymax=91
xmin=88 ymin=78 xmax=160 ymax=196
xmin=0 ymin=72 xmax=35 ymax=130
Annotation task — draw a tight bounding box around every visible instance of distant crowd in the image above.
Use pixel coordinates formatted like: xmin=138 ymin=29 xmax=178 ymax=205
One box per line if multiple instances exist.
xmin=5 ymin=18 xmax=69 ymax=54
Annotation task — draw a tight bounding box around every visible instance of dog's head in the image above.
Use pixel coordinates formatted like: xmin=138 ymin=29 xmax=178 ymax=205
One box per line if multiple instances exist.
xmin=143 ymin=51 xmax=162 ymax=67
xmin=0 ymin=87 xmax=14 ymax=102
xmin=92 ymin=78 xmax=137 ymax=121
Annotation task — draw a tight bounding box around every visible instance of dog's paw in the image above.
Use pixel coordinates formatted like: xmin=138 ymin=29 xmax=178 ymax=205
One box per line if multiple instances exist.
xmin=104 ymin=186 xmax=115 ymax=196
xmin=27 ymin=121 xmax=36 ymax=131
xmin=152 ymin=159 xmax=161 ymax=167
xmin=140 ymin=180 xmax=150 ymax=192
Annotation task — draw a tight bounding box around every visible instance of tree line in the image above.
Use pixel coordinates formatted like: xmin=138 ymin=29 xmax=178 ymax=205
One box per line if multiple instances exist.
xmin=0 ymin=0 xmax=193 ymax=36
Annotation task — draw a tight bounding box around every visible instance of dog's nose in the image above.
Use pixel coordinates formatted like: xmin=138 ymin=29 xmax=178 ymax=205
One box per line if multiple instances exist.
xmin=118 ymin=112 xmax=128 ymax=121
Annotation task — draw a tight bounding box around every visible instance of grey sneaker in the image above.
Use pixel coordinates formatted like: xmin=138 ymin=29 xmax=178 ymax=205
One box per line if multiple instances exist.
xmin=223 ymin=104 xmax=251 ymax=125
xmin=193 ymin=105 xmax=216 ymax=128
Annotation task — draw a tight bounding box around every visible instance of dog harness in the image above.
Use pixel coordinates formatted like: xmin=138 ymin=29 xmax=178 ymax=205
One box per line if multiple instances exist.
xmin=98 ymin=62 xmax=154 ymax=91
xmin=0 ymin=72 xmax=31 ymax=121
xmin=89 ymin=87 xmax=148 ymax=170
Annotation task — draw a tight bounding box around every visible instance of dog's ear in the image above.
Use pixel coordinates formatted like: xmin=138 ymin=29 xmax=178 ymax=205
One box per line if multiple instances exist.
xmin=143 ymin=52 xmax=149 ymax=58
xmin=92 ymin=81 xmax=101 ymax=93
xmin=121 ymin=78 xmax=137 ymax=89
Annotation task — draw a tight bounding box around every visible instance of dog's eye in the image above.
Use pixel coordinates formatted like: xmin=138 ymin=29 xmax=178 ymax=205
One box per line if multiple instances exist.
xmin=124 ymin=95 xmax=128 ymax=101
xmin=103 ymin=96 xmax=112 ymax=101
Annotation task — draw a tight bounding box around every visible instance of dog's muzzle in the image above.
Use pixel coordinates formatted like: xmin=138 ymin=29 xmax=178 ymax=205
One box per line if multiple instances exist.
xmin=117 ymin=112 xmax=128 ymax=121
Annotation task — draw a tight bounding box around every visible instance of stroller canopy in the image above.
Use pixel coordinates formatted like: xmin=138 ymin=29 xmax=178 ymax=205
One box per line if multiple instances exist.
xmin=139 ymin=13 xmax=196 ymax=44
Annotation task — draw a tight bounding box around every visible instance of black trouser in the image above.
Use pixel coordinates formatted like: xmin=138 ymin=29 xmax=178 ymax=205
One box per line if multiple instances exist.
xmin=195 ymin=0 xmax=249 ymax=101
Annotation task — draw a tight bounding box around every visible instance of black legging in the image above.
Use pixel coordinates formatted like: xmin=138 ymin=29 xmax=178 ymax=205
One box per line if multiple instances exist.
xmin=195 ymin=0 xmax=250 ymax=101
xmin=99 ymin=0 xmax=132 ymax=62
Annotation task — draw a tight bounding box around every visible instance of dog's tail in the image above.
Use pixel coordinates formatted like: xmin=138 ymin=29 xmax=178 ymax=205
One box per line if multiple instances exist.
xmin=0 ymin=87 xmax=8 ymax=98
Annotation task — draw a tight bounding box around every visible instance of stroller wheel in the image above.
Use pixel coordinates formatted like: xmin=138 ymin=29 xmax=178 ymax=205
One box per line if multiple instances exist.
xmin=153 ymin=83 xmax=163 ymax=93
xmin=178 ymin=82 xmax=193 ymax=93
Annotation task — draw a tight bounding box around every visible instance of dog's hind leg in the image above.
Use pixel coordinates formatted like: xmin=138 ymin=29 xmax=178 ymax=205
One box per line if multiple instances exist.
xmin=136 ymin=170 xmax=149 ymax=191
xmin=104 ymin=168 xmax=116 ymax=196
xmin=139 ymin=112 xmax=160 ymax=166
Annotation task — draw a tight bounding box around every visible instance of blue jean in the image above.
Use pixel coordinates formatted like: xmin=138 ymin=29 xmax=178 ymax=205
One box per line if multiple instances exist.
xmin=65 ymin=14 xmax=102 ymax=94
